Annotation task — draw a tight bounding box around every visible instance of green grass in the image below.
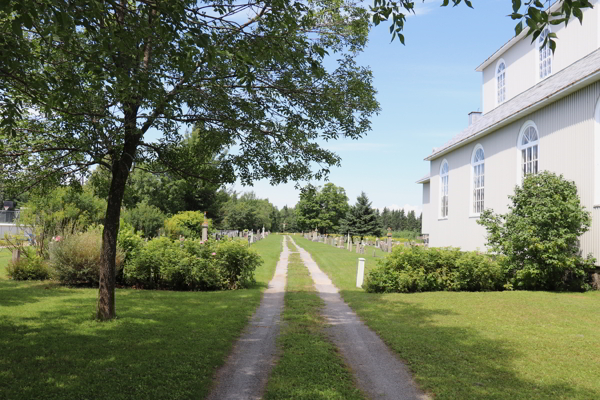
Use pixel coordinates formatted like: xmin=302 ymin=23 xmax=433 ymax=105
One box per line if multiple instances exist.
xmin=264 ymin=242 xmax=364 ymax=400
xmin=0 ymin=235 xmax=282 ymax=400
xmin=294 ymin=237 xmax=600 ymax=400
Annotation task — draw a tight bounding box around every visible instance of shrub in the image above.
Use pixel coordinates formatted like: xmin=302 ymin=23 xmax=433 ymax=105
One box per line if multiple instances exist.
xmin=217 ymin=239 xmax=261 ymax=289
xmin=478 ymin=171 xmax=596 ymax=291
xmin=164 ymin=211 xmax=213 ymax=239
xmin=50 ymin=230 xmax=125 ymax=286
xmin=124 ymin=237 xmax=261 ymax=290
xmin=123 ymin=202 xmax=166 ymax=238
xmin=363 ymin=246 xmax=506 ymax=293
xmin=7 ymin=253 xmax=51 ymax=281
xmin=116 ymin=220 xmax=145 ymax=284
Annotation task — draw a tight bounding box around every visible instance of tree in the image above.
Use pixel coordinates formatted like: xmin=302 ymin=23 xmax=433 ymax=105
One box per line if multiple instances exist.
xmin=296 ymin=183 xmax=349 ymax=234
xmin=339 ymin=192 xmax=382 ymax=239
xmin=317 ymin=183 xmax=350 ymax=234
xmin=222 ymin=192 xmax=275 ymax=231
xmin=279 ymin=205 xmax=298 ymax=232
xmin=372 ymin=0 xmax=593 ymax=51
xmin=296 ymin=185 xmax=321 ymax=232
xmin=478 ymin=171 xmax=595 ymax=291
xmin=0 ymin=1 xmax=378 ymax=319
xmin=122 ymin=202 xmax=167 ymax=238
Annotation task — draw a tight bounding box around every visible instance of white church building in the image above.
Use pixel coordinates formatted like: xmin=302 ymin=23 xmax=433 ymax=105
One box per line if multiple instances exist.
xmin=418 ymin=2 xmax=600 ymax=263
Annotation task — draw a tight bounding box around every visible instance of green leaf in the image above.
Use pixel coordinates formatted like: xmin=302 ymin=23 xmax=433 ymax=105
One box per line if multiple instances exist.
xmin=512 ymin=0 xmax=521 ymax=13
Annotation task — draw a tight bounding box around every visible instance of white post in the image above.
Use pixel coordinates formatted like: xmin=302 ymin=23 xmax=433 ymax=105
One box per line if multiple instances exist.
xmin=356 ymin=258 xmax=365 ymax=288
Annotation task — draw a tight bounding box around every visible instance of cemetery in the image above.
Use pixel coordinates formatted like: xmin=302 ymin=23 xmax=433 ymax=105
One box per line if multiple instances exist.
xmin=2 ymin=1 xmax=600 ymax=399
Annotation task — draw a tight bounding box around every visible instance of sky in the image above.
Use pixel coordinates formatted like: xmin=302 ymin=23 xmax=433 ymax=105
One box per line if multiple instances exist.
xmin=228 ymin=0 xmax=520 ymax=213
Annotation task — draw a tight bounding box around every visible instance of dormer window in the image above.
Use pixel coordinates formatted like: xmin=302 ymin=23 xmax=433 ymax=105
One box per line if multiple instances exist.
xmin=539 ymin=28 xmax=552 ymax=79
xmin=496 ymin=60 xmax=506 ymax=105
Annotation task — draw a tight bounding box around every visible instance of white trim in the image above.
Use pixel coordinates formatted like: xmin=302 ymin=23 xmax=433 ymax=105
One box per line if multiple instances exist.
xmin=495 ymin=59 xmax=506 ymax=106
xmin=537 ymin=27 xmax=553 ymax=82
xmin=439 ymin=159 xmax=449 ymax=220
xmin=475 ymin=1 xmax=564 ymax=72
xmin=595 ymin=95 xmax=600 ymax=205
xmin=470 ymin=144 xmax=485 ymax=217
xmin=424 ymin=68 xmax=600 ymax=161
xmin=516 ymin=120 xmax=540 ymax=182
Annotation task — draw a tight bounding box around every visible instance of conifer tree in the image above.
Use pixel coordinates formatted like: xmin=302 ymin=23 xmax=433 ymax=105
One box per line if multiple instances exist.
xmin=339 ymin=192 xmax=382 ymax=238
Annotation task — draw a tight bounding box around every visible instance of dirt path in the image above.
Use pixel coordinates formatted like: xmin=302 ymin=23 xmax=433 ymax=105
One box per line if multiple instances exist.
xmin=290 ymin=237 xmax=429 ymax=400
xmin=206 ymin=237 xmax=289 ymax=400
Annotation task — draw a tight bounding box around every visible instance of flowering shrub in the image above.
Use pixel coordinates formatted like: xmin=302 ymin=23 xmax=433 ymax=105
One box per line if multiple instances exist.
xmin=363 ymin=246 xmax=506 ymax=293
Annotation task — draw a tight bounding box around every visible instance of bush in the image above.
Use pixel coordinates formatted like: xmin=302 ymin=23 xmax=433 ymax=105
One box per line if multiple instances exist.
xmin=217 ymin=239 xmax=261 ymax=289
xmin=124 ymin=237 xmax=261 ymax=290
xmin=116 ymin=220 xmax=145 ymax=284
xmin=478 ymin=171 xmax=596 ymax=291
xmin=50 ymin=230 xmax=125 ymax=286
xmin=363 ymin=246 xmax=506 ymax=293
xmin=122 ymin=202 xmax=166 ymax=238
xmin=7 ymin=253 xmax=51 ymax=281
xmin=164 ymin=211 xmax=213 ymax=239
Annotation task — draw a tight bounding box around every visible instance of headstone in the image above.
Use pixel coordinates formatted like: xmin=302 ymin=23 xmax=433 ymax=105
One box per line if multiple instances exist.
xmin=202 ymin=211 xmax=208 ymax=242
xmin=355 ymin=241 xmax=360 ymax=253
xmin=356 ymin=258 xmax=365 ymax=288
xmin=387 ymin=227 xmax=392 ymax=253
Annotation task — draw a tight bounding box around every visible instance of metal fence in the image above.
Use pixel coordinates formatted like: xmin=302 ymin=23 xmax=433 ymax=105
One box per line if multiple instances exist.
xmin=0 ymin=210 xmax=20 ymax=224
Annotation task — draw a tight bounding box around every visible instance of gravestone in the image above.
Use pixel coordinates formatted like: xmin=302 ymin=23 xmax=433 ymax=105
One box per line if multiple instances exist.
xmin=202 ymin=211 xmax=208 ymax=241
xmin=356 ymin=258 xmax=365 ymax=288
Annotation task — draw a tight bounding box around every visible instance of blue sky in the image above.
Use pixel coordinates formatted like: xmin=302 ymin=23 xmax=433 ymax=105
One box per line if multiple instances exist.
xmin=234 ymin=1 xmax=519 ymax=212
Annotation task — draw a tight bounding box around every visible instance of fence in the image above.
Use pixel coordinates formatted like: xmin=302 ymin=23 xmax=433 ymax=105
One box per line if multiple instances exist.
xmin=0 ymin=210 xmax=19 ymax=224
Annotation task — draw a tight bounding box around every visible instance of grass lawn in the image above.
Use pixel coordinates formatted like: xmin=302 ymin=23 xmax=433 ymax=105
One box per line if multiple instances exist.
xmin=264 ymin=240 xmax=365 ymax=400
xmin=294 ymin=237 xmax=600 ymax=400
xmin=0 ymin=235 xmax=282 ymax=400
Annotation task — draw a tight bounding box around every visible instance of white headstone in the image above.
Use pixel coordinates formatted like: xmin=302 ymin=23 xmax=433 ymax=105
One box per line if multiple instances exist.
xmin=356 ymin=258 xmax=365 ymax=288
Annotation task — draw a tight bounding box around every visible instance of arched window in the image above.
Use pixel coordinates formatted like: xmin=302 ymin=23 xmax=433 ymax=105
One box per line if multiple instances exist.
xmin=539 ymin=28 xmax=552 ymax=79
xmin=496 ymin=60 xmax=506 ymax=105
xmin=518 ymin=122 xmax=539 ymax=179
xmin=440 ymin=160 xmax=449 ymax=218
xmin=471 ymin=146 xmax=485 ymax=215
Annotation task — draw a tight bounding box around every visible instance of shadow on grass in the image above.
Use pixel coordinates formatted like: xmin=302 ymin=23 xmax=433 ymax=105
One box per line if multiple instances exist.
xmin=0 ymin=280 xmax=74 ymax=307
xmin=0 ymin=286 xmax=265 ymax=400
xmin=339 ymin=290 xmax=597 ymax=400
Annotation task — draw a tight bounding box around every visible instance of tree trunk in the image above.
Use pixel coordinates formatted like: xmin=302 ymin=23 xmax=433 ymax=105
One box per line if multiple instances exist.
xmin=96 ymin=157 xmax=131 ymax=320
xmin=97 ymin=114 xmax=140 ymax=320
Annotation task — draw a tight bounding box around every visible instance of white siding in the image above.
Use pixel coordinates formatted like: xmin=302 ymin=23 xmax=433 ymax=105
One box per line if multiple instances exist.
xmin=421 ymin=183 xmax=430 ymax=235
xmin=426 ymin=81 xmax=600 ymax=263
xmin=482 ymin=6 xmax=599 ymax=114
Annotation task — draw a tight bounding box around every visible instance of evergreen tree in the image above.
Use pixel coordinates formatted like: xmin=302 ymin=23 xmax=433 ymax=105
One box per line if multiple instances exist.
xmin=339 ymin=192 xmax=382 ymax=238
xmin=380 ymin=207 xmax=391 ymax=231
